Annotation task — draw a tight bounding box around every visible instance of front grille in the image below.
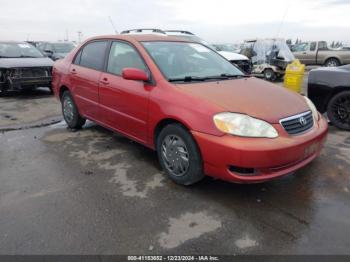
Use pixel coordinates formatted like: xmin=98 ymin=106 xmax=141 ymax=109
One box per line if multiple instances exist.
xmin=280 ymin=111 xmax=314 ymax=135
xmin=20 ymin=68 xmax=50 ymax=78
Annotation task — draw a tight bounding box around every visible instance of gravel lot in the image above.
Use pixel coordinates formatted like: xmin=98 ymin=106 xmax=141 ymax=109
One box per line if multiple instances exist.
xmin=0 ymin=78 xmax=349 ymax=255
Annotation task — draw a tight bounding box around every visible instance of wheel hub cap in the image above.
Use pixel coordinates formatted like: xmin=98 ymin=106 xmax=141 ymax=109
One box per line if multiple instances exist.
xmin=161 ymin=135 xmax=189 ymax=176
xmin=63 ymin=97 xmax=74 ymax=123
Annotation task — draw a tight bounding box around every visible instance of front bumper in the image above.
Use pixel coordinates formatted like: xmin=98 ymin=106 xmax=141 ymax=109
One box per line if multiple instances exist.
xmin=192 ymin=116 xmax=328 ymax=183
xmin=0 ymin=67 xmax=52 ymax=91
xmin=4 ymin=76 xmax=52 ymax=91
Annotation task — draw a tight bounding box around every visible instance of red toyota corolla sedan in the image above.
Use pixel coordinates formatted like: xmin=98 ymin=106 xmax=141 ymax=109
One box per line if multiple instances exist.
xmin=52 ymin=34 xmax=328 ymax=185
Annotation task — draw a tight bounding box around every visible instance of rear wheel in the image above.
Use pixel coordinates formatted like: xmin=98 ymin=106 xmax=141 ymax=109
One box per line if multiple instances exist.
xmin=156 ymin=123 xmax=204 ymax=185
xmin=264 ymin=69 xmax=276 ymax=81
xmin=61 ymin=91 xmax=86 ymax=129
xmin=325 ymin=58 xmax=340 ymax=67
xmin=327 ymin=91 xmax=350 ymax=130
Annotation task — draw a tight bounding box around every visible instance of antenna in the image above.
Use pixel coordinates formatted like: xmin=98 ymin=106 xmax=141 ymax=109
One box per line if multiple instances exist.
xmin=108 ymin=16 xmax=118 ymax=34
xmin=276 ymin=1 xmax=290 ymax=38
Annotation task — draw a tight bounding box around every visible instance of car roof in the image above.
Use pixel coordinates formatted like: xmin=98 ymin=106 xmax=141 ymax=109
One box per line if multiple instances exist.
xmin=86 ymin=34 xmax=191 ymax=43
xmin=40 ymin=41 xmax=75 ymax=44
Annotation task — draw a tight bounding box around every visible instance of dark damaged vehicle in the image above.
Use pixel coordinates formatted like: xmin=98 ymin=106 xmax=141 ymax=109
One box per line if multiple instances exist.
xmin=37 ymin=42 xmax=76 ymax=61
xmin=0 ymin=41 xmax=53 ymax=95
xmin=308 ymin=65 xmax=350 ymax=130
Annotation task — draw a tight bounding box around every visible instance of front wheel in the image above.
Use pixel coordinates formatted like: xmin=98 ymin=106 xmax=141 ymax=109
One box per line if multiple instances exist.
xmin=156 ymin=124 xmax=204 ymax=185
xmin=264 ymin=69 xmax=276 ymax=81
xmin=61 ymin=91 xmax=86 ymax=129
xmin=327 ymin=91 xmax=350 ymax=130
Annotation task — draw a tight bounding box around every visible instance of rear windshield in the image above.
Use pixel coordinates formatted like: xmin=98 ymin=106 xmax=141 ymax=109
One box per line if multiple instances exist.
xmin=0 ymin=42 xmax=44 ymax=58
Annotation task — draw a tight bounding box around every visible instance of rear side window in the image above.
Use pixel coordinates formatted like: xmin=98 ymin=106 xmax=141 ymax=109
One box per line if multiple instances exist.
xmin=318 ymin=42 xmax=328 ymax=50
xmin=107 ymin=41 xmax=147 ymax=75
xmin=78 ymin=41 xmax=108 ymax=71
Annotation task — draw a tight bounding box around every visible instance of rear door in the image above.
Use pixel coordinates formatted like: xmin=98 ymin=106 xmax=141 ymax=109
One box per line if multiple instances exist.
xmin=69 ymin=40 xmax=108 ymax=120
xmin=99 ymin=41 xmax=152 ymax=143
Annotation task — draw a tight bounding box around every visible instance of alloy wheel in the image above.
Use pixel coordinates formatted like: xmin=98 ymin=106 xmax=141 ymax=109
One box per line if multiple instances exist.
xmin=330 ymin=93 xmax=350 ymax=126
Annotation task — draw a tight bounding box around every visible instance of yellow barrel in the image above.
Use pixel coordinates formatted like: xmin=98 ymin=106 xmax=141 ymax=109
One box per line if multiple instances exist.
xmin=283 ymin=59 xmax=305 ymax=93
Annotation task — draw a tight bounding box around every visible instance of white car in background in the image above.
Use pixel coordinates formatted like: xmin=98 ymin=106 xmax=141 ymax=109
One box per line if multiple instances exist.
xmin=120 ymin=29 xmax=251 ymax=73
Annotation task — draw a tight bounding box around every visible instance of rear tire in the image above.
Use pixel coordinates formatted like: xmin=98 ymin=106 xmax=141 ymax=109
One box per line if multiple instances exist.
xmin=156 ymin=123 xmax=204 ymax=185
xmin=327 ymin=91 xmax=350 ymax=130
xmin=325 ymin=58 xmax=340 ymax=67
xmin=61 ymin=91 xmax=86 ymax=129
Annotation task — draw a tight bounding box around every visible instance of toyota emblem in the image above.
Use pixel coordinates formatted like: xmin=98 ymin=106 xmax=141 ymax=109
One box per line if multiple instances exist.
xmin=299 ymin=116 xmax=307 ymax=126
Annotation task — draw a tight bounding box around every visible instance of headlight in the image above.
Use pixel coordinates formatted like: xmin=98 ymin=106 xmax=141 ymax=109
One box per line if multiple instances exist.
xmin=303 ymin=96 xmax=319 ymax=121
xmin=213 ymin=112 xmax=278 ymax=138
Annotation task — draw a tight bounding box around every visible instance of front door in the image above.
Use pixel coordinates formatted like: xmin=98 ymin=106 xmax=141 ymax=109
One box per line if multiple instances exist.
xmin=99 ymin=41 xmax=152 ymax=144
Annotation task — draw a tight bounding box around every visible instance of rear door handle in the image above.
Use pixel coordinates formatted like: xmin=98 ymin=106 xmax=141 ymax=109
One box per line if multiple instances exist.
xmin=71 ymin=68 xmax=77 ymax=74
xmin=100 ymin=77 xmax=109 ymax=85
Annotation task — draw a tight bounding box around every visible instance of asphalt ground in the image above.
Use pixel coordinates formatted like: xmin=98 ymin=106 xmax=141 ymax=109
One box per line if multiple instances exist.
xmin=0 ymin=76 xmax=349 ymax=255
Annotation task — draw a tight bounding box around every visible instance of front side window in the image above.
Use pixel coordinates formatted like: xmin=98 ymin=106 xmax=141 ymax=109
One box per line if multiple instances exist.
xmin=79 ymin=41 xmax=108 ymax=71
xmin=310 ymin=42 xmax=317 ymax=51
xmin=107 ymin=41 xmax=147 ymax=75
xmin=142 ymin=41 xmax=243 ymax=81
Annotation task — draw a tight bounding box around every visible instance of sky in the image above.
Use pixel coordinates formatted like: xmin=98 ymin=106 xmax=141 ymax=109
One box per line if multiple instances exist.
xmin=0 ymin=0 xmax=350 ymax=44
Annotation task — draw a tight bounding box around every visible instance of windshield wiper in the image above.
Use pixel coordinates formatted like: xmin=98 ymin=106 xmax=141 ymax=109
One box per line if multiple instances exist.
xmin=168 ymin=74 xmax=251 ymax=83
xmin=169 ymin=75 xmax=234 ymax=82
xmin=19 ymin=55 xmax=40 ymax=58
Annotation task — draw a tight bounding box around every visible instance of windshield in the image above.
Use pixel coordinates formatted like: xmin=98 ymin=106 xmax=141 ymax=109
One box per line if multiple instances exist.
xmin=0 ymin=42 xmax=44 ymax=58
xmin=53 ymin=43 xmax=75 ymax=53
xmin=214 ymin=44 xmax=240 ymax=53
xmin=142 ymin=41 xmax=244 ymax=81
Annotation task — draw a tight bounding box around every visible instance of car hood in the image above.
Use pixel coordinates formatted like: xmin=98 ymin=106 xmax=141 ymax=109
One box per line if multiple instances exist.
xmin=218 ymin=51 xmax=249 ymax=61
xmin=178 ymin=77 xmax=309 ymax=124
xmin=0 ymin=57 xmax=53 ymax=68
xmin=53 ymin=52 xmax=68 ymax=58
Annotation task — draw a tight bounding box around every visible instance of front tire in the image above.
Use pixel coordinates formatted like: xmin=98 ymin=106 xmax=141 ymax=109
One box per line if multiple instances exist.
xmin=327 ymin=91 xmax=350 ymax=130
xmin=264 ymin=69 xmax=276 ymax=81
xmin=61 ymin=91 xmax=86 ymax=129
xmin=156 ymin=124 xmax=204 ymax=185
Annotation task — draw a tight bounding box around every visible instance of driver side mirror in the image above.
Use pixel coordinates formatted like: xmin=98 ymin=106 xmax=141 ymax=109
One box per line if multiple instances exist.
xmin=44 ymin=49 xmax=53 ymax=56
xmin=122 ymin=68 xmax=149 ymax=82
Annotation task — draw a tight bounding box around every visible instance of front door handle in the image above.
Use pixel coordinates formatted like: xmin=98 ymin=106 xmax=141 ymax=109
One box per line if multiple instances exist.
xmin=100 ymin=77 xmax=109 ymax=85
